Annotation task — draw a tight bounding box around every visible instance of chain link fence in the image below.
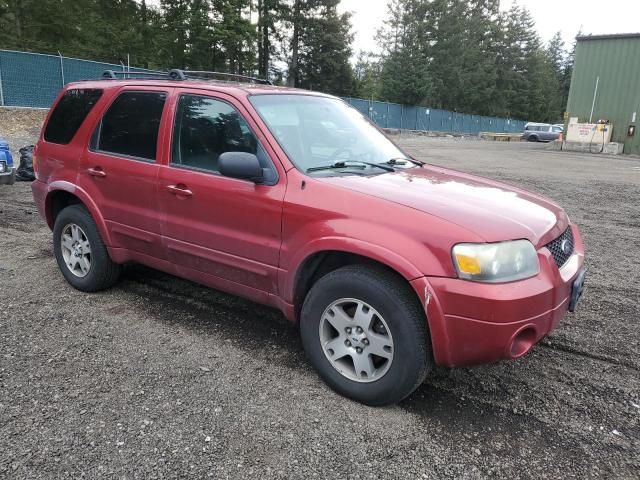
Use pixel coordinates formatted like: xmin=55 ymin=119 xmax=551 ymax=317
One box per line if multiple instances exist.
xmin=343 ymin=98 xmax=527 ymax=135
xmin=0 ymin=49 xmax=527 ymax=134
xmin=0 ymin=49 xmax=156 ymax=108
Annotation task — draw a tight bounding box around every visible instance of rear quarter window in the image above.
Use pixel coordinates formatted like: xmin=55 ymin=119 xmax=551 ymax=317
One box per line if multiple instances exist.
xmin=44 ymin=89 xmax=103 ymax=144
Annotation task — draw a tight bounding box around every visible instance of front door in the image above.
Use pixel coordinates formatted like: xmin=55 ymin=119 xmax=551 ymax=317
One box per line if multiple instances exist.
xmin=157 ymin=90 xmax=285 ymax=296
xmin=80 ymin=87 xmax=171 ymax=258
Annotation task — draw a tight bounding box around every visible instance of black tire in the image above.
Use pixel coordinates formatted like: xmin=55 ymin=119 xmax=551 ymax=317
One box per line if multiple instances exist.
xmin=53 ymin=204 xmax=121 ymax=292
xmin=300 ymin=265 xmax=433 ymax=406
xmin=528 ymin=135 xmax=539 ymax=142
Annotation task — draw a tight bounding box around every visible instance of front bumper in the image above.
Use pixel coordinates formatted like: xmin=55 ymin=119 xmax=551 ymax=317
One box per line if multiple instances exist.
xmin=0 ymin=160 xmax=15 ymax=185
xmin=412 ymin=224 xmax=585 ymax=368
xmin=0 ymin=169 xmax=15 ymax=184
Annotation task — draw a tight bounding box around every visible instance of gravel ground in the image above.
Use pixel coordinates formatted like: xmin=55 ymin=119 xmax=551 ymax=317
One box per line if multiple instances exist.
xmin=0 ymin=121 xmax=639 ymax=478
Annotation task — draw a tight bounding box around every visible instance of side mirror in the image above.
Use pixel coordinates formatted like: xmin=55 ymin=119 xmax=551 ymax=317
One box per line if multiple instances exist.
xmin=218 ymin=152 xmax=264 ymax=183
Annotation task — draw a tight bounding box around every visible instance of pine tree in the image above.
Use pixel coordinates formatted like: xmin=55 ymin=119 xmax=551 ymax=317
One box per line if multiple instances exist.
xmin=496 ymin=5 xmax=543 ymax=120
xmin=160 ymin=0 xmax=190 ymax=68
xmin=547 ymin=32 xmax=565 ymax=78
xmin=427 ymin=0 xmax=499 ymax=114
xmin=286 ymin=0 xmax=354 ymax=95
xmin=544 ymin=31 xmax=566 ymax=120
xmin=562 ymin=29 xmax=581 ymax=114
xmin=186 ymin=0 xmax=214 ymax=70
xmin=377 ymin=0 xmax=429 ymax=105
xmin=211 ymin=0 xmax=257 ymax=74
xmin=353 ymin=52 xmax=382 ymax=100
xmin=257 ymin=0 xmax=284 ymax=79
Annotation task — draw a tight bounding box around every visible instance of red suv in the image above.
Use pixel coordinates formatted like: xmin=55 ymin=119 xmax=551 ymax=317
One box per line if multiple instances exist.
xmin=32 ymin=71 xmax=586 ymax=405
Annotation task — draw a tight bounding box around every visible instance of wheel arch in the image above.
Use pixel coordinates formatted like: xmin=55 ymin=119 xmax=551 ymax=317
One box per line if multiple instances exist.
xmin=288 ymin=244 xmax=425 ymax=323
xmin=45 ymin=182 xmax=112 ymax=246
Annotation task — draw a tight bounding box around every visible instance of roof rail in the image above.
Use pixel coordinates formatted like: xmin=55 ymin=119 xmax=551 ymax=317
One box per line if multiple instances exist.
xmin=175 ymin=70 xmax=272 ymax=85
xmin=102 ymin=70 xmax=180 ymax=80
xmin=101 ymin=68 xmax=271 ymax=85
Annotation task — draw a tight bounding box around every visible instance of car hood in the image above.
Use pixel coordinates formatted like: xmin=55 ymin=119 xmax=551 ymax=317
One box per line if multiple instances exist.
xmin=319 ymin=166 xmax=568 ymax=246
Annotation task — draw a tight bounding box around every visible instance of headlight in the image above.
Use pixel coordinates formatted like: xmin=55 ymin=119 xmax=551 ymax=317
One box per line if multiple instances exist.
xmin=452 ymin=240 xmax=539 ymax=283
xmin=0 ymin=161 xmax=6 ymax=173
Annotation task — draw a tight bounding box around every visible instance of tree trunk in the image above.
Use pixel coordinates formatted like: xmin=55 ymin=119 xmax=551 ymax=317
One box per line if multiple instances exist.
xmin=262 ymin=1 xmax=270 ymax=78
xmin=262 ymin=29 xmax=269 ymax=78
xmin=140 ymin=0 xmax=149 ymax=68
xmin=12 ymin=0 xmax=24 ymax=46
xmin=287 ymin=0 xmax=301 ymax=87
xmin=257 ymin=0 xmax=265 ymax=76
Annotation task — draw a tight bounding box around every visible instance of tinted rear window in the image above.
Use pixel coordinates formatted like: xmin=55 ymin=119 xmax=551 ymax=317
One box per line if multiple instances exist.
xmin=44 ymin=89 xmax=103 ymax=144
xmin=94 ymin=91 xmax=166 ymax=161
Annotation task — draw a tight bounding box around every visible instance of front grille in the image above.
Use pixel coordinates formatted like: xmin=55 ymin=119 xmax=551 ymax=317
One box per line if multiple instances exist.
xmin=545 ymin=227 xmax=574 ymax=268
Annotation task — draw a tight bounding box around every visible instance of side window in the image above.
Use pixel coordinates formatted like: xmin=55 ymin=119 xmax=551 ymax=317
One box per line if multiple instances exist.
xmin=172 ymin=94 xmax=268 ymax=174
xmin=94 ymin=91 xmax=166 ymax=161
xmin=44 ymin=89 xmax=103 ymax=144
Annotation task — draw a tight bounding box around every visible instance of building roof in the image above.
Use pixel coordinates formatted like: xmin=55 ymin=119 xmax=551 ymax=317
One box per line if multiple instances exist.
xmin=576 ymin=33 xmax=640 ymax=42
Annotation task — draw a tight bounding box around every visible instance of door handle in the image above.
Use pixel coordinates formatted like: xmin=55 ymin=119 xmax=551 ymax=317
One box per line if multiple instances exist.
xmin=87 ymin=167 xmax=106 ymax=178
xmin=166 ymin=184 xmax=193 ymax=197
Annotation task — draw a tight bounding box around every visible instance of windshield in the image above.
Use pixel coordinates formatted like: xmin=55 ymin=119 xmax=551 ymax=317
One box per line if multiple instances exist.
xmin=249 ymin=94 xmax=414 ymax=174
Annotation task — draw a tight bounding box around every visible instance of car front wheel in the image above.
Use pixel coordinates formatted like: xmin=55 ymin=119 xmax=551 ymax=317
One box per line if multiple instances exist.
xmin=300 ymin=265 xmax=433 ymax=406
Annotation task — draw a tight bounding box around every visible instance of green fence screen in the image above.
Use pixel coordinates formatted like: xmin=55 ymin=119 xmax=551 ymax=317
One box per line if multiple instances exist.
xmin=0 ymin=49 xmax=527 ymax=135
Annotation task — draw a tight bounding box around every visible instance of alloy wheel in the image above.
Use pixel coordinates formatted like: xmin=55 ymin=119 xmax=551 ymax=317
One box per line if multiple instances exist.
xmin=60 ymin=223 xmax=92 ymax=278
xmin=319 ymin=298 xmax=394 ymax=383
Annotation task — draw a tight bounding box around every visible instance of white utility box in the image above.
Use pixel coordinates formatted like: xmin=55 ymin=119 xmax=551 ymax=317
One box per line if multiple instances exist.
xmin=566 ymin=122 xmax=613 ymax=144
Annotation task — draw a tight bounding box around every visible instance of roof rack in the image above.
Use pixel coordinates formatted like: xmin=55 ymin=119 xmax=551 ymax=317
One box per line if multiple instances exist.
xmin=102 ymin=69 xmax=271 ymax=85
xmin=179 ymin=70 xmax=272 ymax=85
xmin=102 ymin=70 xmax=180 ymax=80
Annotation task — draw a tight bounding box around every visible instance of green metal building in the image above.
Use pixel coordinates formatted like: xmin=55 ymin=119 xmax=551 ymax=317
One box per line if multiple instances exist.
xmin=566 ymin=33 xmax=640 ymax=155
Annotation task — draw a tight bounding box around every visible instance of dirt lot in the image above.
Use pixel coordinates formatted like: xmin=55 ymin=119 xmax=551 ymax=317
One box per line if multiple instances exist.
xmin=0 ymin=108 xmax=47 ymax=158
xmin=1 ymin=117 xmax=639 ymax=478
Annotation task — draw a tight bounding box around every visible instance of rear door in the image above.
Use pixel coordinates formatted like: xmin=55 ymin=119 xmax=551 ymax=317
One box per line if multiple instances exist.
xmin=541 ymin=125 xmax=553 ymax=141
xmin=79 ymin=86 xmax=171 ymax=258
xmin=157 ymin=89 xmax=285 ymax=295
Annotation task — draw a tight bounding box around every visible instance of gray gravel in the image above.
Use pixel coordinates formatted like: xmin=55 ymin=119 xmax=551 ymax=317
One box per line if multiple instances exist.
xmin=1 ymin=132 xmax=639 ymax=479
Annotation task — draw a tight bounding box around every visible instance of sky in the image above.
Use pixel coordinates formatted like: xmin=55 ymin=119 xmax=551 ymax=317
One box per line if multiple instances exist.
xmin=339 ymin=0 xmax=640 ymax=54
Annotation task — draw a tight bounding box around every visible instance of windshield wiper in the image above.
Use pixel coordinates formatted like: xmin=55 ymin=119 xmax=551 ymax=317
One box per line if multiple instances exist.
xmin=307 ymin=160 xmax=395 ymax=173
xmin=382 ymin=157 xmax=425 ymax=167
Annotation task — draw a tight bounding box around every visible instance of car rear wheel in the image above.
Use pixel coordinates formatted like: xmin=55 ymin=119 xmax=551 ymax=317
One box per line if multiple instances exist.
xmin=300 ymin=265 xmax=432 ymax=406
xmin=53 ymin=204 xmax=121 ymax=292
